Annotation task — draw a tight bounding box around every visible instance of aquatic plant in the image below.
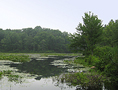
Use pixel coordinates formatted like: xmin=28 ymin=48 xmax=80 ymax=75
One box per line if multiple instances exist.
xmin=0 ymin=70 xmax=23 ymax=83
xmin=0 ymin=53 xmax=30 ymax=62
xmin=39 ymin=53 xmax=80 ymax=57
xmin=8 ymin=74 xmax=22 ymax=83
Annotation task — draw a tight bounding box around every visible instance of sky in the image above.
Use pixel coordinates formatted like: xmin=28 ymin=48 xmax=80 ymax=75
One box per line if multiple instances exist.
xmin=0 ymin=0 xmax=118 ymax=34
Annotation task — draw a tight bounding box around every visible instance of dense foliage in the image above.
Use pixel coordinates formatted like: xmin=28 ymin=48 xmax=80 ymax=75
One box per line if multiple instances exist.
xmin=0 ymin=26 xmax=70 ymax=53
xmin=70 ymin=12 xmax=118 ymax=83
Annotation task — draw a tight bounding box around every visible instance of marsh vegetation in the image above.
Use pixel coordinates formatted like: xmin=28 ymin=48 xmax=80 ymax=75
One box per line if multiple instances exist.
xmin=0 ymin=11 xmax=118 ymax=90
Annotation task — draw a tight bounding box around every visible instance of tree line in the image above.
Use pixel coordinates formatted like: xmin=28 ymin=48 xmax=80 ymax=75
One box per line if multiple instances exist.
xmin=0 ymin=26 xmax=70 ymax=53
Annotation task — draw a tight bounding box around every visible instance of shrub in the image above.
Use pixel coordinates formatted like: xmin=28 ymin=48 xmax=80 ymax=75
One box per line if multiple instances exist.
xmin=59 ymin=72 xmax=104 ymax=89
xmin=93 ymin=46 xmax=113 ymax=71
xmin=93 ymin=46 xmax=118 ymax=82
xmin=85 ymin=55 xmax=99 ymax=66
xmin=104 ymin=47 xmax=118 ymax=82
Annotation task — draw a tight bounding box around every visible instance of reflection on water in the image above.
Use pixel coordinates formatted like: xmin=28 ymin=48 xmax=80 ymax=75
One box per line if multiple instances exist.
xmin=0 ymin=56 xmax=118 ymax=90
xmin=8 ymin=56 xmax=71 ymax=79
xmin=0 ymin=56 xmax=77 ymax=90
xmin=0 ymin=77 xmax=76 ymax=90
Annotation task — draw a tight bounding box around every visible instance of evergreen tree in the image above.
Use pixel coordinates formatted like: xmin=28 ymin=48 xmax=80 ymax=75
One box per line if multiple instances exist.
xmin=70 ymin=12 xmax=103 ymax=55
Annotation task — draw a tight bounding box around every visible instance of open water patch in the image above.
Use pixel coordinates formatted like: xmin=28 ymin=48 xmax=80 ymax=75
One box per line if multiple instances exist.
xmin=5 ymin=56 xmax=76 ymax=79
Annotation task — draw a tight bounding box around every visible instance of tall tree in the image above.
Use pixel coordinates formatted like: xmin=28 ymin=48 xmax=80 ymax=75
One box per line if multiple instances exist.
xmin=102 ymin=19 xmax=115 ymax=47
xmin=70 ymin=12 xmax=103 ymax=55
xmin=102 ymin=19 xmax=118 ymax=47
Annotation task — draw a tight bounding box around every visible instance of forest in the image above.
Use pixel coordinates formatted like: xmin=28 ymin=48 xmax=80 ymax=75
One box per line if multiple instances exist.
xmin=0 ymin=26 xmax=70 ymax=53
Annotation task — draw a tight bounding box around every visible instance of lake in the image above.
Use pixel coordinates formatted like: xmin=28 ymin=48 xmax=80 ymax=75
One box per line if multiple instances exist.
xmin=0 ymin=55 xmax=117 ymax=90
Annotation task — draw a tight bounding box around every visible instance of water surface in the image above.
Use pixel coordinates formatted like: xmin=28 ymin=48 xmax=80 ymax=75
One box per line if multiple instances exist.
xmin=0 ymin=55 xmax=117 ymax=90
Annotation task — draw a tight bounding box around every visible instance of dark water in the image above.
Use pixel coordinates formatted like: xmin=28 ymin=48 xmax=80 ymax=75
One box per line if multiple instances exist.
xmin=0 ymin=56 xmax=118 ymax=90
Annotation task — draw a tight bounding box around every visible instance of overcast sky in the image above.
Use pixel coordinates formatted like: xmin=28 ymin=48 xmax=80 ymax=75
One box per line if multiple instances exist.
xmin=0 ymin=0 xmax=118 ymax=33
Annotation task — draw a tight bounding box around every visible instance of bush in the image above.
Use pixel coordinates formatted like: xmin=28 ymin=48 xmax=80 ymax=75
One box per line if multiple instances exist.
xmin=104 ymin=47 xmax=118 ymax=82
xmin=59 ymin=72 xmax=104 ymax=89
xmin=93 ymin=46 xmax=118 ymax=82
xmin=85 ymin=55 xmax=99 ymax=66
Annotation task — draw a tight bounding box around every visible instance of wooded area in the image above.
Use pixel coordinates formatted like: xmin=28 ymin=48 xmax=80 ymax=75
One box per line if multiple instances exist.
xmin=0 ymin=26 xmax=70 ymax=53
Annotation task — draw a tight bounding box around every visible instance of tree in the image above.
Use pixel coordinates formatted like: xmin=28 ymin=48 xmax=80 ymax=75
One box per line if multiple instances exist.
xmin=102 ymin=19 xmax=118 ymax=47
xmin=70 ymin=12 xmax=103 ymax=55
xmin=102 ymin=20 xmax=115 ymax=47
xmin=113 ymin=20 xmax=118 ymax=46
